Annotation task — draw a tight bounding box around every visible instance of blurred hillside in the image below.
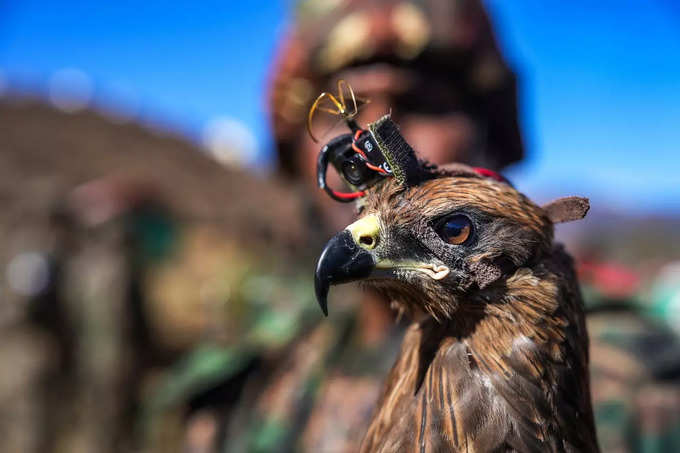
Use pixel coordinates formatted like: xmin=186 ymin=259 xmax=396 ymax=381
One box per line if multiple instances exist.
xmin=0 ymin=97 xmax=304 ymax=241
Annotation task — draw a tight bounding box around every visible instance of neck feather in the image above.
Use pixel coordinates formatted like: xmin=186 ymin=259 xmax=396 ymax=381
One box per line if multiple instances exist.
xmin=362 ymin=252 xmax=598 ymax=452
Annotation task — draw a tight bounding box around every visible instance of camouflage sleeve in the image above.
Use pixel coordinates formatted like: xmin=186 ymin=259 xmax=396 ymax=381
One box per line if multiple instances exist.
xmin=589 ymin=308 xmax=680 ymax=452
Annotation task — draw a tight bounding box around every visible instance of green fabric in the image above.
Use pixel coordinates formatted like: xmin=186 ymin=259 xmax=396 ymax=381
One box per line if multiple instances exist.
xmin=150 ymin=345 xmax=253 ymax=410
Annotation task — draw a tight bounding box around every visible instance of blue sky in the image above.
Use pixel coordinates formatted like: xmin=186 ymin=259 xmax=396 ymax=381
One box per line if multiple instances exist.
xmin=1 ymin=0 xmax=678 ymax=214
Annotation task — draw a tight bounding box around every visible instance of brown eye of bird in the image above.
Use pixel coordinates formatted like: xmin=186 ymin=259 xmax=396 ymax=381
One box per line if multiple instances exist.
xmin=438 ymin=215 xmax=472 ymax=245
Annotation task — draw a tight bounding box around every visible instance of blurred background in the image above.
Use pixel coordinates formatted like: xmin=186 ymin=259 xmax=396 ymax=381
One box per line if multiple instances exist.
xmin=1 ymin=1 xmax=679 ymax=452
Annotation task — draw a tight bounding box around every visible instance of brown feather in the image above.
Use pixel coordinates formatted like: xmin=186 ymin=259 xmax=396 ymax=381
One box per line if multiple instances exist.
xmin=354 ymin=175 xmax=599 ymax=452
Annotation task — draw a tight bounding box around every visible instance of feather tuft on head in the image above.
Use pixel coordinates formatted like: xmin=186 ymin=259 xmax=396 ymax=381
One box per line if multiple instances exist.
xmin=542 ymin=196 xmax=590 ymax=224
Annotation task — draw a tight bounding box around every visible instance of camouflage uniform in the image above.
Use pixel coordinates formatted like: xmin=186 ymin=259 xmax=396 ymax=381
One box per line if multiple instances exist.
xmin=583 ymin=260 xmax=680 ymax=452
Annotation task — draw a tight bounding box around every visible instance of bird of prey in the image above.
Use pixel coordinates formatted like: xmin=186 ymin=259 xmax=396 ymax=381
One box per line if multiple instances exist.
xmin=314 ymin=116 xmax=598 ymax=452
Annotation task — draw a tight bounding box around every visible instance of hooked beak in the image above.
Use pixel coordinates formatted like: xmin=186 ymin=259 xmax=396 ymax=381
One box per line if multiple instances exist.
xmin=314 ymin=230 xmax=375 ymax=316
xmin=314 ymin=213 xmax=451 ymax=316
xmin=315 ymin=214 xmax=381 ymax=316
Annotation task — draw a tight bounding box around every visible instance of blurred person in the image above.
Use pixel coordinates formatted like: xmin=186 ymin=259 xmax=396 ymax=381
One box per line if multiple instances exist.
xmin=209 ymin=0 xmax=526 ymax=451
xmin=61 ymin=176 xmax=314 ymax=453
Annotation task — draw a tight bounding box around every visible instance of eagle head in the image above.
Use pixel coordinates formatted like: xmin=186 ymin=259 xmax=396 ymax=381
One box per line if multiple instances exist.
xmin=315 ymin=169 xmax=560 ymax=319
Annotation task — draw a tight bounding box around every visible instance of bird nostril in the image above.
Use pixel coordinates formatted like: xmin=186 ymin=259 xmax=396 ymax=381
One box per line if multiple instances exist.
xmin=359 ymin=235 xmax=377 ymax=248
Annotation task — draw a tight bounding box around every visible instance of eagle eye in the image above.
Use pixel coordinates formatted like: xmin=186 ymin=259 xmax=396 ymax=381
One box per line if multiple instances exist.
xmin=437 ymin=214 xmax=472 ymax=245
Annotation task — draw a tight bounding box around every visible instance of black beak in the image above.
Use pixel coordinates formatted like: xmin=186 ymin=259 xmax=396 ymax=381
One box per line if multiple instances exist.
xmin=314 ymin=230 xmax=375 ymax=316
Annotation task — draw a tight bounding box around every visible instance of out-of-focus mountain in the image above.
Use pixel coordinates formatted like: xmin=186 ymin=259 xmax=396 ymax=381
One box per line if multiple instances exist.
xmin=0 ymin=97 xmax=306 ymax=248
